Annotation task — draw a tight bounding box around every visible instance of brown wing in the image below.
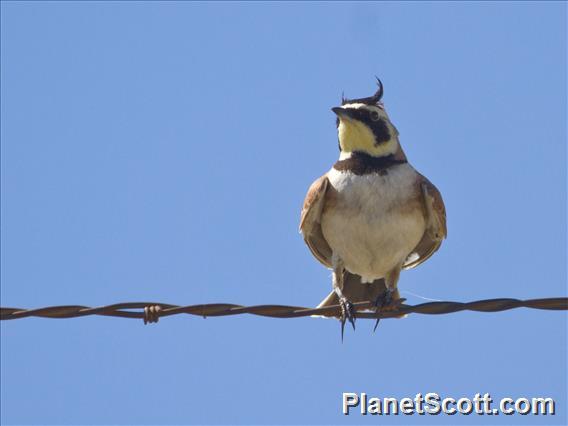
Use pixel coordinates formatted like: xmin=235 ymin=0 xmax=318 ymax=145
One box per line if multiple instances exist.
xmin=403 ymin=174 xmax=447 ymax=270
xmin=299 ymin=174 xmax=333 ymax=268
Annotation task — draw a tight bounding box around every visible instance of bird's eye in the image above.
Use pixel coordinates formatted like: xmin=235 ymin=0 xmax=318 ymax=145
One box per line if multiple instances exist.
xmin=370 ymin=111 xmax=380 ymax=121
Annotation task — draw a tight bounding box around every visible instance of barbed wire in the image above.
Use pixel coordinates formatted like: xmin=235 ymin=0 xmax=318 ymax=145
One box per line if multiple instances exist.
xmin=1 ymin=297 xmax=566 ymax=324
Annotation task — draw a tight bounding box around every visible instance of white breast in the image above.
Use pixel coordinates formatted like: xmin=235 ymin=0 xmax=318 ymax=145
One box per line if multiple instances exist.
xmin=321 ymin=164 xmax=425 ymax=282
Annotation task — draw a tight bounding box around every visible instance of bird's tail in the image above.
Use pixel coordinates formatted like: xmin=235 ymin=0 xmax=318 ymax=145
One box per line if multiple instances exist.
xmin=315 ymin=271 xmax=404 ymax=318
xmin=316 ymin=271 xmax=389 ymax=309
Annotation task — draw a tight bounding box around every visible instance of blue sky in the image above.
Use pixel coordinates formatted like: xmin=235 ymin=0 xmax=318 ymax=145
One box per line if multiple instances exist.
xmin=1 ymin=1 xmax=566 ymax=425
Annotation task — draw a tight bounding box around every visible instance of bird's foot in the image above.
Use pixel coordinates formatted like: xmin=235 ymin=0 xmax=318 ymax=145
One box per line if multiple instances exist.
xmin=373 ymin=291 xmax=406 ymax=332
xmin=339 ymin=296 xmax=356 ymax=341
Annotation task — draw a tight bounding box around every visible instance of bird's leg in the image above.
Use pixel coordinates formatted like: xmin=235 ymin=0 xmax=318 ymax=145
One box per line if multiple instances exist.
xmin=332 ymin=254 xmax=355 ymax=340
xmin=373 ymin=266 xmax=404 ymax=332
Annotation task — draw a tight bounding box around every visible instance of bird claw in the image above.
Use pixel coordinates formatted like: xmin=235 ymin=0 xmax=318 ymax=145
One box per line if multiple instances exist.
xmin=373 ymin=292 xmax=406 ymax=332
xmin=339 ymin=297 xmax=356 ymax=341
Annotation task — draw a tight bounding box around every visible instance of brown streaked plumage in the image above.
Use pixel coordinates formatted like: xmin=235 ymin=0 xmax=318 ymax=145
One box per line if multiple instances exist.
xmin=299 ymin=175 xmax=332 ymax=268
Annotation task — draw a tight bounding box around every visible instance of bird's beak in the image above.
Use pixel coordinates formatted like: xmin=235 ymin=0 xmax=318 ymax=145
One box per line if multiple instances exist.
xmin=332 ymin=107 xmax=353 ymax=119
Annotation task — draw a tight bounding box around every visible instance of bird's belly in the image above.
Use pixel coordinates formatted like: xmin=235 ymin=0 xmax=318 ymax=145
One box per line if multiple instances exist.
xmin=321 ymin=167 xmax=425 ymax=282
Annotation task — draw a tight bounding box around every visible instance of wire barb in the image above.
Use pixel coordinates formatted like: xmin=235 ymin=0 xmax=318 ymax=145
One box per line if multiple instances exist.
xmin=143 ymin=305 xmax=162 ymax=324
xmin=1 ymin=297 xmax=566 ymax=323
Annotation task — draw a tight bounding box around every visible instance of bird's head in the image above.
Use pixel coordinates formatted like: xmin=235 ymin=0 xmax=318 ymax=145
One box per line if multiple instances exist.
xmin=332 ymin=78 xmax=403 ymax=159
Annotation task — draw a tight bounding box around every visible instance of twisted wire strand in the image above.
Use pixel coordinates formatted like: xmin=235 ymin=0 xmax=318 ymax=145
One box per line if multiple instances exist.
xmin=1 ymin=297 xmax=566 ymax=324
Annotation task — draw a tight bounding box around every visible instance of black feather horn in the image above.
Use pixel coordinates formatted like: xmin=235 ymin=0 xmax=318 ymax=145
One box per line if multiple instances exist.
xmin=341 ymin=77 xmax=385 ymax=106
xmin=371 ymin=77 xmax=384 ymax=102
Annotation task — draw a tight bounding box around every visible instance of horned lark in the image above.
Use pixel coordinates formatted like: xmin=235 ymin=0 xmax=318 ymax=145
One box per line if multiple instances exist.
xmin=299 ymin=78 xmax=447 ymax=337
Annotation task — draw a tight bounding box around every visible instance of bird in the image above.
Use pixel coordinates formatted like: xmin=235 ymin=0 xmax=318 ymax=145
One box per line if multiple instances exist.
xmin=299 ymin=78 xmax=447 ymax=338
